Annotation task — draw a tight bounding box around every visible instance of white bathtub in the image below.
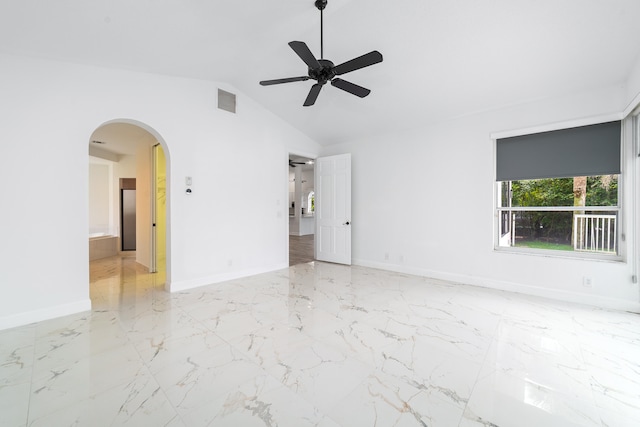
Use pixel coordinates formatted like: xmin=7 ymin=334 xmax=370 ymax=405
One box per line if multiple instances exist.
xmin=89 ymin=234 xmax=118 ymax=260
xmin=89 ymin=232 xmax=110 ymax=238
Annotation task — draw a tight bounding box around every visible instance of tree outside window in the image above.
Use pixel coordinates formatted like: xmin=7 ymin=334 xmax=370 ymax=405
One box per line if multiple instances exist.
xmin=498 ymin=175 xmax=618 ymax=253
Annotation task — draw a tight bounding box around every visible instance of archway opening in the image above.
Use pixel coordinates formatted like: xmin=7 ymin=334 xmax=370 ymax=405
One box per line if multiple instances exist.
xmin=88 ymin=119 xmax=170 ymax=296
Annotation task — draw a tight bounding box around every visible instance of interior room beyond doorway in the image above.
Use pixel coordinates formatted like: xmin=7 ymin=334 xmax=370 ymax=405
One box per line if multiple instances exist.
xmin=88 ymin=121 xmax=167 ymax=285
xmin=289 ymin=154 xmax=315 ymax=266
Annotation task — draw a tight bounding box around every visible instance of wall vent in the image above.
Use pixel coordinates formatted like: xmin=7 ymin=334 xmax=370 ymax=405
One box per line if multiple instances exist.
xmin=218 ymin=89 xmax=236 ymax=114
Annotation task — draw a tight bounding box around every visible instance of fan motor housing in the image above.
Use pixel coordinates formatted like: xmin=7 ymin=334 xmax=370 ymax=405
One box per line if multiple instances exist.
xmin=309 ymin=59 xmax=335 ymax=83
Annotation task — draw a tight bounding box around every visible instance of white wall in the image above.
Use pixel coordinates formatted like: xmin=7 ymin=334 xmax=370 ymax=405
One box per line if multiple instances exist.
xmin=88 ymin=149 xmax=137 ymax=241
xmin=114 ymin=154 xmax=137 ymax=240
xmin=116 ymin=155 xmax=137 ymax=182
xmin=322 ymin=84 xmax=640 ymax=312
xmin=627 ymin=54 xmax=640 ymax=303
xmin=625 ymin=51 xmax=640 ymax=114
xmin=88 ymin=159 xmax=112 ymax=235
xmin=88 ymin=153 xmax=137 ymax=242
xmin=3 ymin=51 xmax=637 ymax=330
xmin=0 ymin=53 xmax=321 ymax=329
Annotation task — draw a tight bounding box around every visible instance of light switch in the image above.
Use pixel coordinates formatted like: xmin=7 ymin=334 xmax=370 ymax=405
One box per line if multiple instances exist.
xmin=185 ymin=176 xmax=192 ymax=186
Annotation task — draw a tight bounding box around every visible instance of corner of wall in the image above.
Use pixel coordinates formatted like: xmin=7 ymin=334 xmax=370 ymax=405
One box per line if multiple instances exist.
xmin=624 ymin=52 xmax=640 ymax=114
xmin=352 ymin=258 xmax=640 ymax=314
xmin=169 ymin=263 xmax=289 ymax=293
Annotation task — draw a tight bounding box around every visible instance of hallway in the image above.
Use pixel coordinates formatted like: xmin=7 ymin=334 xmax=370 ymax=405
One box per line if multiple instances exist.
xmin=289 ymin=234 xmax=314 ymax=266
xmin=90 ymin=253 xmax=166 ymax=310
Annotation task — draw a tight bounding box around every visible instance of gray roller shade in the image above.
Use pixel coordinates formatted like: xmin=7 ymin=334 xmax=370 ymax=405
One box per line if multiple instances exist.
xmin=496 ymin=121 xmax=621 ymax=181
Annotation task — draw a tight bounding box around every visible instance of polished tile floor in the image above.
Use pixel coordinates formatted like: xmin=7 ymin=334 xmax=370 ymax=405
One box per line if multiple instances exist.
xmin=289 ymin=234 xmax=314 ymax=266
xmin=2 ymin=255 xmax=640 ymax=426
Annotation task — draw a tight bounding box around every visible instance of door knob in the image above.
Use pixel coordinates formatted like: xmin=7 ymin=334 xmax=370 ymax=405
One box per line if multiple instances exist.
xmin=344 ymin=221 xmax=350 ymax=225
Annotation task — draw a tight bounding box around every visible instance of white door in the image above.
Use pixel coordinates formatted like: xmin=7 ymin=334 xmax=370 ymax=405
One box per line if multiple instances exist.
xmin=315 ymin=153 xmax=352 ymax=265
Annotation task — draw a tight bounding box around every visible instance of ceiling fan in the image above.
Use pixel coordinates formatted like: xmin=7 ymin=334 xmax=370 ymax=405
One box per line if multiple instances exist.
xmin=260 ymin=0 xmax=383 ymax=107
xmin=289 ymin=160 xmax=306 ymax=168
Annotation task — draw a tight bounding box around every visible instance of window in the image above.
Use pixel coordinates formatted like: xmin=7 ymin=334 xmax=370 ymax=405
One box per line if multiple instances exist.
xmin=495 ymin=121 xmax=621 ymax=258
xmin=307 ymin=191 xmax=315 ymax=213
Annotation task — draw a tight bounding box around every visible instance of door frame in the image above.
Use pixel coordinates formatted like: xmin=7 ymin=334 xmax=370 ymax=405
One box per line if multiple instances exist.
xmin=287 ymin=151 xmax=318 ymax=262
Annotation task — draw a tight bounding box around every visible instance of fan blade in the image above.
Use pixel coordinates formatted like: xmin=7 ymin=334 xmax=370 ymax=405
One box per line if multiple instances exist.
xmin=303 ymin=83 xmax=323 ymax=107
xmin=333 ymin=50 xmax=383 ymax=75
xmin=289 ymin=41 xmax=322 ymax=70
xmin=331 ymin=78 xmax=371 ymax=98
xmin=260 ymin=76 xmax=309 ymax=86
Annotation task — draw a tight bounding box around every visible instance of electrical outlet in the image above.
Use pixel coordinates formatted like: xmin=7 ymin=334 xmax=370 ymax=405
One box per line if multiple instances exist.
xmin=582 ymin=277 xmax=593 ymax=288
xmin=384 ymin=252 xmax=389 ymax=261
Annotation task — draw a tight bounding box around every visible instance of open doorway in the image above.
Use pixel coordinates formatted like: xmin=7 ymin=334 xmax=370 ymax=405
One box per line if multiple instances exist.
xmin=288 ymin=154 xmax=315 ymax=266
xmin=88 ymin=120 xmax=168 ymax=294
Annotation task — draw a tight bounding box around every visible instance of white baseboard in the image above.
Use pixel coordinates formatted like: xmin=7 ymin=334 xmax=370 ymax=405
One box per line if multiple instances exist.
xmin=170 ymin=263 xmax=289 ymax=293
xmin=353 ymin=258 xmax=640 ymax=314
xmin=0 ymin=299 xmax=92 ymax=331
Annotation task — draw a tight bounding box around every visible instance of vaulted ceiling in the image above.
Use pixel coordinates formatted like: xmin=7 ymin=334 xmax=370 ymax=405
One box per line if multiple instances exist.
xmin=2 ymin=0 xmax=640 ymax=145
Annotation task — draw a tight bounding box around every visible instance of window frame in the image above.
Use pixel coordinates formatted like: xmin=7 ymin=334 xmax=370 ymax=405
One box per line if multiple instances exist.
xmin=492 ymin=115 xmax=625 ymax=262
xmin=494 ymin=181 xmax=622 ymax=260
xmin=307 ymin=191 xmax=315 ymax=214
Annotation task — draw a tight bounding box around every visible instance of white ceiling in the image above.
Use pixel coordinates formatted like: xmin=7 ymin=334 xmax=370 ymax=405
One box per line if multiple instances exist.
xmin=290 ymin=155 xmax=315 ymax=171
xmin=2 ymin=0 xmax=640 ymax=146
xmin=91 ymin=122 xmax=157 ymax=156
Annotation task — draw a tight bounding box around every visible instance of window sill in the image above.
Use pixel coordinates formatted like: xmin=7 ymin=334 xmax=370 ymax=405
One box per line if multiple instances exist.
xmin=493 ymin=246 xmax=624 ymax=263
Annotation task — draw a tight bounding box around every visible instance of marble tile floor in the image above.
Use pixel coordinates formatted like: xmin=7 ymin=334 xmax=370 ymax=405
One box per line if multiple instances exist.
xmin=2 ymin=256 xmax=640 ymax=426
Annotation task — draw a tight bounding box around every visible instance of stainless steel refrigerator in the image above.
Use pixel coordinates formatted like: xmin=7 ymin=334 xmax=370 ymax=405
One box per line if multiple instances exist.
xmin=121 ymin=188 xmax=136 ymax=251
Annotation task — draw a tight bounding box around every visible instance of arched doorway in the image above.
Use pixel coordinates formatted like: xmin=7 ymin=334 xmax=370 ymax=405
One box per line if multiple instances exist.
xmin=88 ymin=119 xmax=170 ymax=291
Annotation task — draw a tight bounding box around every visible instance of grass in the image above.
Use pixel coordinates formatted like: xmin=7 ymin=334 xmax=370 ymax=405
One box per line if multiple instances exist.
xmin=514 ymin=241 xmax=574 ymax=251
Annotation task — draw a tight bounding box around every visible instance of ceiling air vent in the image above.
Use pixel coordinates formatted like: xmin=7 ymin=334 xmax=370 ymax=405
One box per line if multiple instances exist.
xmin=218 ymin=89 xmax=236 ymax=114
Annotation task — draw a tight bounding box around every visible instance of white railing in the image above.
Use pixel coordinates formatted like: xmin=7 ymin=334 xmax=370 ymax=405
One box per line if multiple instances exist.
xmin=573 ymin=214 xmax=616 ymax=253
